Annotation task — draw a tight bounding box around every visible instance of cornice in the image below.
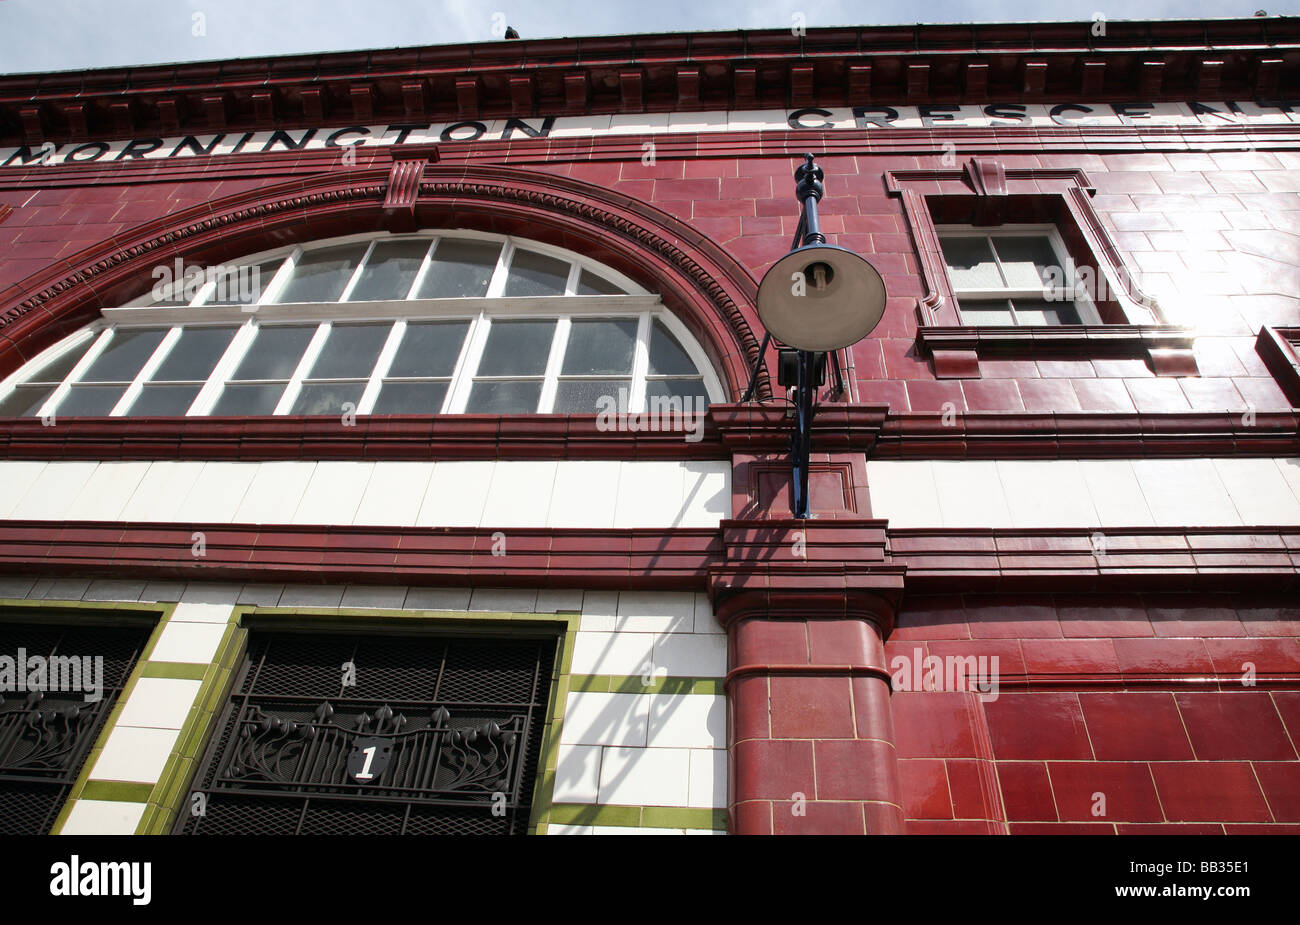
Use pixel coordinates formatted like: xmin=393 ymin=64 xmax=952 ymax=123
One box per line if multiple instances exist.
xmin=3 ymin=19 xmax=1298 ymax=145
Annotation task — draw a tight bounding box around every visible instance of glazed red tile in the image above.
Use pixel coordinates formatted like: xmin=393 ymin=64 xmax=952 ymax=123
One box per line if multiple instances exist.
xmin=1205 ymin=638 xmax=1300 ymax=675
xmin=1251 ymin=762 xmax=1300 ymax=822
xmin=985 ymin=692 xmax=1094 ymax=761
xmin=813 ymin=738 xmax=901 ymax=802
xmin=1021 ymin=638 xmax=1120 ymax=675
xmin=1149 ymin=762 xmax=1272 ymax=822
xmin=772 ymin=800 xmax=866 ymax=835
xmin=1113 ymin=637 xmax=1215 ymax=675
xmin=732 ymin=738 xmax=815 ymax=803
xmin=769 ymin=676 xmax=857 ymax=739
xmin=891 ymin=691 xmax=983 ymax=759
xmin=996 ymin=761 xmax=1057 ymax=821
xmin=1046 ymin=761 xmax=1163 ymax=822
xmin=899 ymin=758 xmax=953 ymax=819
xmin=1174 ymin=692 xmax=1297 ymax=761
xmin=1079 ymin=691 xmax=1194 ymax=761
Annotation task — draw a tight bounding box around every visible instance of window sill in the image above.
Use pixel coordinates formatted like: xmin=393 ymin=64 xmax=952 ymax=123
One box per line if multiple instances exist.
xmin=915 ymin=324 xmax=1198 ymax=378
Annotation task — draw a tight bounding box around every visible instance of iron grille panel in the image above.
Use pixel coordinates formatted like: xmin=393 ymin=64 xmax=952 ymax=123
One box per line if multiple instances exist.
xmin=0 ymin=619 xmax=151 ymax=834
xmin=181 ymin=629 xmax=557 ymax=835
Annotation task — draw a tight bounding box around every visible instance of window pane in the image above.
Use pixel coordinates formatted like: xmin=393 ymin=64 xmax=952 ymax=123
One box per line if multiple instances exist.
xmin=645 ymin=377 xmax=709 ymax=408
xmin=476 ymin=320 xmax=555 ymax=376
xmin=346 ymin=240 xmax=431 ymax=301
xmin=577 ymin=270 xmax=625 ymax=295
xmin=25 ymin=338 xmax=96 ymax=384
xmin=371 ymin=381 xmax=449 ymax=414
xmin=205 ymin=260 xmax=281 ymax=305
xmin=553 ymin=379 xmax=630 ymax=414
xmin=232 ymin=326 xmax=316 ymax=381
xmin=1011 ymin=299 xmax=1083 ymax=325
xmin=415 ymin=240 xmax=500 ymax=299
xmin=0 ymin=384 xmax=58 ymax=417
xmin=291 ymin=382 xmax=365 ymax=416
xmin=274 ymin=245 xmax=367 ymax=303
xmin=647 ymin=320 xmax=698 ymax=376
xmin=128 ymin=384 xmax=201 ymax=416
xmin=960 ymin=303 xmax=1016 ymax=325
xmin=993 ymin=236 xmax=1060 ymax=290
xmin=504 ymin=250 xmax=569 ymax=297
xmin=387 ymin=322 xmax=469 ymax=378
xmin=464 ymin=380 xmax=542 ymax=413
xmin=562 ymin=320 xmax=637 ymax=375
xmin=151 ymin=327 xmax=237 ymax=382
xmin=940 ymin=236 xmax=1003 ymax=289
xmin=306 ymin=324 xmax=389 ymax=380
xmin=56 ymin=384 xmax=126 ymax=416
xmin=211 ymin=383 xmax=284 ymax=416
xmin=80 ymin=329 xmax=167 ymax=382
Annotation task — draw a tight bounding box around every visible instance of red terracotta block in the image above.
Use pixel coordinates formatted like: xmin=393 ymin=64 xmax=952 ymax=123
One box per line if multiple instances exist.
xmin=905 ymin=380 xmax=966 ymax=413
xmin=1021 ymin=639 xmax=1120 ymax=675
xmin=1150 ymin=762 xmax=1272 ymax=822
xmin=1079 ymin=691 xmax=1194 ymax=761
xmin=1272 ymin=692 xmax=1300 ymax=745
xmin=924 ymin=639 xmax=1027 ymax=678
xmin=1008 ymin=822 xmax=1116 ymax=834
xmin=907 ymin=820 xmax=1002 ymax=834
xmin=730 ymin=800 xmax=772 ymax=835
xmin=731 ymin=618 xmax=809 ymax=667
xmin=1145 ymin=595 xmax=1246 ymax=638
xmin=947 ymin=758 xmax=1003 ymax=821
xmin=997 ymin=761 xmax=1057 ymax=821
xmin=1071 ymin=378 xmax=1139 ymax=412
xmin=729 ymin=675 xmax=770 ymax=742
xmin=985 ymin=692 xmax=1093 ymax=761
xmin=891 ymin=691 xmax=982 ymax=759
xmin=1056 ymin=593 xmax=1154 ymax=638
xmin=893 ymin=594 xmax=971 ymax=640
xmin=772 ymin=800 xmax=866 ymax=835
xmin=1252 ymin=762 xmax=1300 ymax=822
xmin=1174 ymin=692 xmax=1297 ymax=761
xmin=1223 ymin=823 xmax=1300 ymax=834
xmin=1116 ymin=823 xmax=1225 ymax=834
xmin=733 ymin=738 xmax=816 ymax=803
xmin=961 ymin=378 xmax=1025 ymax=412
xmin=899 ymin=758 xmax=952 ymax=819
xmin=1047 ymin=761 xmax=1163 ymax=822
xmin=770 ymin=675 xmax=857 ymax=739
xmin=964 ymin=593 xmax=1063 ymax=639
xmin=851 ymin=676 xmax=896 ymax=741
xmin=1113 ymin=637 xmax=1215 ymax=675
xmin=813 ymin=738 xmax=901 ymax=802
xmin=1017 ymin=379 xmax=1083 ymax=412
xmin=1205 ymin=638 xmax=1300 ymax=675
xmin=806 ymin=618 xmax=881 ymax=667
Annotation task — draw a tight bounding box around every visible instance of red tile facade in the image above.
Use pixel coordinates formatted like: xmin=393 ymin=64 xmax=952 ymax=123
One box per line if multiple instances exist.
xmin=1 ymin=17 xmax=1299 ymax=835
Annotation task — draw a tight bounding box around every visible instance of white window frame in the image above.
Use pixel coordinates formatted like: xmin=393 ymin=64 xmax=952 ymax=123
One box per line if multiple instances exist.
xmin=936 ymin=224 xmax=1102 ymax=326
xmin=0 ymin=232 xmax=726 ymax=418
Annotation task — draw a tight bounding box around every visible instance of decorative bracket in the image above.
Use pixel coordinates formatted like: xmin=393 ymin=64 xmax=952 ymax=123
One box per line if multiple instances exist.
xmin=383 ymin=144 xmax=439 ymax=231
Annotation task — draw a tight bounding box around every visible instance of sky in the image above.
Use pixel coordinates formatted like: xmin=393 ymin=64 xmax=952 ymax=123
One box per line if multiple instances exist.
xmin=0 ymin=0 xmax=1293 ymax=75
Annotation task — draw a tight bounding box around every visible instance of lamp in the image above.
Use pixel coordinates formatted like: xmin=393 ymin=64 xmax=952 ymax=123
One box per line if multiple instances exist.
xmin=743 ymin=154 xmax=888 ymax=518
xmin=756 ymin=244 xmax=886 ymax=351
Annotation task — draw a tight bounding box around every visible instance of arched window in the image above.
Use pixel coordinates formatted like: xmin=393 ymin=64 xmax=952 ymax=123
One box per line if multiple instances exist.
xmin=0 ymin=232 xmax=724 ymax=418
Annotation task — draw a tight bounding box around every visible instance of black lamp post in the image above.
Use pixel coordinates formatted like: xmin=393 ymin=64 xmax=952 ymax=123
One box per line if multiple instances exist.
xmin=745 ymin=154 xmax=888 ymax=519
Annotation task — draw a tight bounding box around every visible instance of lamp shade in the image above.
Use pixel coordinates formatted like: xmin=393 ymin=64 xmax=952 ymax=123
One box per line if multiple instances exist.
xmin=755 ymin=244 xmax=887 ymax=351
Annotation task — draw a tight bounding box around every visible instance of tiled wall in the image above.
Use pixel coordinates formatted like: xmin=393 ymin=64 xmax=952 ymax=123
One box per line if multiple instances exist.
xmin=891 ymin=592 xmax=1300 ymax=833
xmin=0 ymin=578 xmax=727 ymax=835
xmin=868 ymin=457 xmax=1300 ymax=528
xmin=0 ymin=459 xmax=730 ymax=529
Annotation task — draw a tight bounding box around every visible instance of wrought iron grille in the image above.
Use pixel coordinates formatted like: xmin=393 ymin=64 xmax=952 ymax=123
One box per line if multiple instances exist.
xmin=179 ymin=630 xmax=558 ymax=835
xmin=0 ymin=619 xmax=151 ymax=834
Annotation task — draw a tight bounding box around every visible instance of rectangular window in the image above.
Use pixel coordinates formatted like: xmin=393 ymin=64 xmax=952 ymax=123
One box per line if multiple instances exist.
xmin=177 ymin=629 xmax=558 ymax=835
xmin=938 ymin=227 xmax=1098 ymax=326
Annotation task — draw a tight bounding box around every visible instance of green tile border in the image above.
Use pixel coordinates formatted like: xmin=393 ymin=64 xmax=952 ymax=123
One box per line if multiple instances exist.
xmin=545 ymin=803 xmax=726 ymax=831
xmin=134 ymin=605 xmax=584 ymax=836
xmin=569 ymin=674 xmax=723 ymax=695
xmin=0 ymin=598 xmax=176 ymax=836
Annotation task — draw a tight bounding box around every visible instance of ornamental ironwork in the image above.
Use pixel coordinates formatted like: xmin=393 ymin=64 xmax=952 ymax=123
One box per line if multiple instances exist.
xmin=0 ymin=619 xmax=151 ymax=834
xmin=179 ymin=630 xmax=557 ymax=835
